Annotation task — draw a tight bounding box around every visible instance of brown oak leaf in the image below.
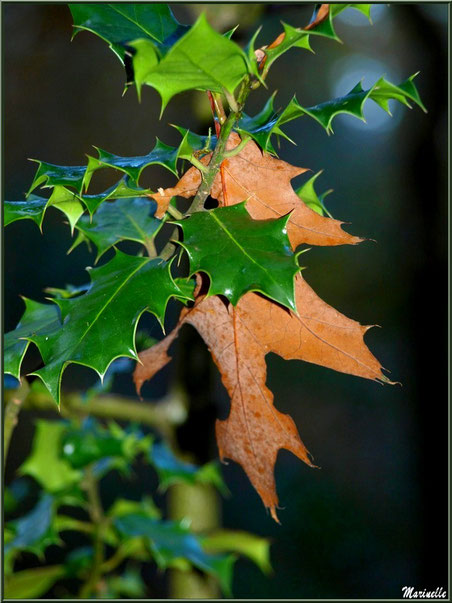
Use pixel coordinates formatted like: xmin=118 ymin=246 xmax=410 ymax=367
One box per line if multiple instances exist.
xmin=149 ymin=134 xmax=362 ymax=248
xmin=134 ymin=274 xmax=390 ymax=521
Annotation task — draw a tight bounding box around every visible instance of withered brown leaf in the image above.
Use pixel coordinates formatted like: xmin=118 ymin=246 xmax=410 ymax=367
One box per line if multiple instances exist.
xmin=134 ymin=274 xmax=390 ymax=521
xmin=150 ymin=134 xmax=362 ymax=248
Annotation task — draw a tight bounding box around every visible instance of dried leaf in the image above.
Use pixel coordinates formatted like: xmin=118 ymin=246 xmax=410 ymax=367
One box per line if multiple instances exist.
xmin=151 ymin=134 xmax=362 ymax=248
xmin=134 ymin=274 xmax=389 ymax=520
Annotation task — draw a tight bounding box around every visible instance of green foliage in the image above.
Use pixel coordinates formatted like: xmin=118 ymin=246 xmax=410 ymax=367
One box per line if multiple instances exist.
xmin=129 ymin=14 xmax=248 ymax=109
xmin=114 ymin=514 xmax=235 ymax=595
xmin=4 ymin=415 xmax=268 ymax=597
xmin=175 ymin=203 xmax=299 ymax=311
xmin=70 ymin=3 xmax=188 ymax=61
xmin=4 ymin=299 xmax=60 ymax=380
xmin=72 ymin=197 xmax=163 ymax=261
xmin=296 ymin=171 xmax=333 ymax=217
xmin=238 ymin=74 xmax=427 ymax=149
xmin=26 ymin=251 xmax=184 ymax=403
xmin=85 ymin=138 xmax=182 ymax=184
xmin=149 ymin=441 xmax=226 ymax=492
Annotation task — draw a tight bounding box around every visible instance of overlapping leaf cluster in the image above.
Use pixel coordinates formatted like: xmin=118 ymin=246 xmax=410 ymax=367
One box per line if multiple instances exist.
xmin=5 ymin=412 xmax=269 ymax=598
xmin=5 ymin=3 xmax=425 ymax=521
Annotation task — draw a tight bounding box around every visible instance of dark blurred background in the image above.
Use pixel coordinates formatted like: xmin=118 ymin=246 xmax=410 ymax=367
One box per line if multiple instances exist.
xmin=3 ymin=3 xmax=448 ymax=599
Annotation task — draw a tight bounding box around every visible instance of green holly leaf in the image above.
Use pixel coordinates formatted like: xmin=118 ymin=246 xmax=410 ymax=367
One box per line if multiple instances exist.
xmin=70 ymin=3 xmax=188 ymax=62
xmin=5 ymin=493 xmax=61 ymax=558
xmin=4 ymin=298 xmax=61 ymax=380
xmin=72 ymin=197 xmax=163 ymax=261
xmin=5 ymin=186 xmax=85 ymax=232
xmin=238 ymin=74 xmax=426 ymax=144
xmin=237 ymin=92 xmax=295 ymax=154
xmin=80 ymin=176 xmax=153 ymax=215
xmin=291 ymin=73 xmax=426 ymax=134
xmin=149 ymin=441 xmax=226 ymax=492
xmin=260 ymin=4 xmax=372 ymax=76
xmin=171 ymin=125 xmax=217 ymax=155
xmin=173 ymin=277 xmax=196 ymax=303
xmin=130 ymin=14 xmax=249 ymax=111
xmin=202 ymin=529 xmax=272 ymax=575
xmin=4 ymin=195 xmax=48 ymax=228
xmin=27 ymin=251 xmax=185 ymax=404
xmin=174 ymin=203 xmax=299 ymax=311
xmin=4 ymin=565 xmax=65 ymax=599
xmin=28 ymin=160 xmax=89 ymax=196
xmin=19 ymin=421 xmax=82 ymax=492
xmin=84 ymin=138 xmax=182 ymax=189
xmin=295 ymin=170 xmax=333 ymax=217
xmin=114 ymin=514 xmax=236 ymax=595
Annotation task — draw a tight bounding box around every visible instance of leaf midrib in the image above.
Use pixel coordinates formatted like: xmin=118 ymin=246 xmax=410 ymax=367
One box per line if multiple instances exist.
xmin=108 ymin=4 xmax=165 ymax=43
xmin=74 ymin=257 xmax=147 ymax=350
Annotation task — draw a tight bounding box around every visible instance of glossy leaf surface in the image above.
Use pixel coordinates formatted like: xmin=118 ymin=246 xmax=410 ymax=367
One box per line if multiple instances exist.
xmin=130 ymin=14 xmax=249 ymax=110
xmin=85 ymin=138 xmax=181 ymax=186
xmin=5 ymin=187 xmax=84 ymax=232
xmin=175 ymin=203 xmax=299 ymax=311
xmin=4 ymin=299 xmax=60 ymax=380
xmin=73 ymin=197 xmax=162 ymax=260
xmin=296 ymin=171 xmax=333 ymax=217
xmin=27 ymin=251 xmax=184 ymax=404
xmin=70 ymin=3 xmax=188 ymax=61
xmin=260 ymin=4 xmax=372 ymax=74
xmin=238 ymin=73 xmax=426 ymax=145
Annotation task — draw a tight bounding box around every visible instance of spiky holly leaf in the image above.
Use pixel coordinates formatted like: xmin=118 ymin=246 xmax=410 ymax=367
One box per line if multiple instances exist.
xmin=114 ymin=513 xmax=235 ymax=595
xmin=5 ymin=187 xmax=84 ymax=232
xmin=129 ymin=14 xmax=249 ymax=111
xmin=237 ymin=73 xmax=425 ymax=149
xmin=70 ymin=3 xmax=188 ymax=61
xmin=72 ymin=197 xmax=163 ymax=261
xmin=289 ymin=74 xmax=426 ymax=134
xmin=174 ymin=203 xmax=299 ymax=311
xmin=19 ymin=421 xmax=82 ymax=492
xmin=4 ymin=299 xmax=60 ymax=380
xmin=171 ymin=125 xmax=217 ymax=155
xmin=296 ymin=170 xmax=333 ymax=217
xmin=84 ymin=138 xmax=183 ymax=188
xmin=61 ymin=419 xmax=152 ymax=469
xmin=26 ymin=251 xmax=184 ymax=404
xmin=237 ymin=93 xmax=295 ymax=154
xmin=149 ymin=441 xmax=226 ymax=492
xmin=79 ymin=177 xmax=152 ymax=215
xmin=5 ymin=494 xmax=60 ymax=558
xmin=27 ymin=160 xmax=89 ymax=196
xmin=259 ymin=4 xmax=372 ymax=75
